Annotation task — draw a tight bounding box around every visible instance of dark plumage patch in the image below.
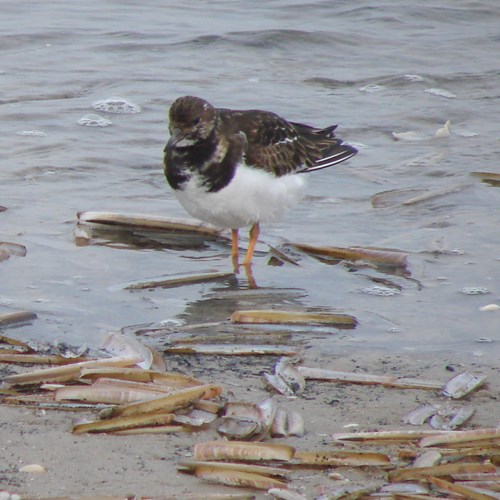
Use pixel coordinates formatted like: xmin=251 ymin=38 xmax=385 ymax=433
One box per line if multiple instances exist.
xmin=163 ymin=96 xmax=357 ymax=193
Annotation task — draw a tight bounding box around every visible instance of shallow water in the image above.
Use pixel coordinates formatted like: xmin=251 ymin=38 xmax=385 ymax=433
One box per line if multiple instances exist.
xmin=1 ymin=0 xmax=499 ymax=361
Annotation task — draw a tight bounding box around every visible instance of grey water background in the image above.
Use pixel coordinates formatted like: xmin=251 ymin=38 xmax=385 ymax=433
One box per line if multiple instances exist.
xmin=1 ymin=1 xmax=499 ymax=361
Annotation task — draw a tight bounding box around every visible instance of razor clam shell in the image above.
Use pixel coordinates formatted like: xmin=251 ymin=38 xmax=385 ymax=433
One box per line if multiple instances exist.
xmin=230 ymin=309 xmax=357 ymax=327
xmin=77 ymin=211 xmax=222 ymax=236
xmin=267 ymin=488 xmax=309 ymax=500
xmin=193 ymin=465 xmax=287 ymax=490
xmin=102 ymin=384 xmax=221 ymax=419
xmin=2 ymin=355 xmax=144 ymax=387
xmin=194 ymin=441 xmax=294 ymax=462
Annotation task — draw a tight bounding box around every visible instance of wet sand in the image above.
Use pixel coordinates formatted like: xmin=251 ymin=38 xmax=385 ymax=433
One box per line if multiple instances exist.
xmin=1 ymin=348 xmax=498 ymax=498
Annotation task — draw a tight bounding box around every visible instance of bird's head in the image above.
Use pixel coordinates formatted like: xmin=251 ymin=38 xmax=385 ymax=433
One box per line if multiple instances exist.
xmin=166 ymin=96 xmax=217 ymax=149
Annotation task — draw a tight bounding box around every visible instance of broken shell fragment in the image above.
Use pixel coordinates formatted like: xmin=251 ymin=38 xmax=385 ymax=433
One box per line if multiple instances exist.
xmin=274 ymin=357 xmax=305 ymax=396
xmin=101 ymin=332 xmax=153 ymax=370
xmin=286 ymin=411 xmax=304 ymax=437
xmin=404 ymin=404 xmax=439 ymax=425
xmin=270 ymin=408 xmax=288 ymax=438
xmin=268 ymin=488 xmax=309 ymax=500
xmin=443 ymin=371 xmax=487 ymax=399
xmin=217 ymin=416 xmax=263 ymax=440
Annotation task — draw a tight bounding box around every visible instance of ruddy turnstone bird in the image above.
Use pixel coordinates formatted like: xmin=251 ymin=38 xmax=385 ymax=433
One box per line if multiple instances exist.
xmin=163 ymin=96 xmax=357 ymax=268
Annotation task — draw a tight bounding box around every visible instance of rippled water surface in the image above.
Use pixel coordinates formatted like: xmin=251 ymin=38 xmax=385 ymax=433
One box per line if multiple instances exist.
xmin=1 ymin=1 xmax=499 ymax=360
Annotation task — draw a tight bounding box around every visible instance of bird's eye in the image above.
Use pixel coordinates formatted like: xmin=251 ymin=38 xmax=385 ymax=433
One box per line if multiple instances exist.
xmin=193 ymin=117 xmax=201 ymax=125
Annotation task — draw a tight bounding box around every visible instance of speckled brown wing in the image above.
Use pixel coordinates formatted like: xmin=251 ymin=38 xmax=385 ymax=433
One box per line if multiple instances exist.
xmin=220 ymin=109 xmax=357 ymax=177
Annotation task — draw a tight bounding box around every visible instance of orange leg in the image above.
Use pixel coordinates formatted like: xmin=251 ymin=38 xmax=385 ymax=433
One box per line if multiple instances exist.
xmin=231 ymin=229 xmax=239 ymax=270
xmin=243 ymin=222 xmax=260 ymax=267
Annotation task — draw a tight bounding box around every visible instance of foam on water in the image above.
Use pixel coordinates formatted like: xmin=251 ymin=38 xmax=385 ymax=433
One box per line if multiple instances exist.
xmin=77 ymin=114 xmax=112 ymax=127
xmin=17 ymin=130 xmax=47 ymax=136
xmin=424 ymin=88 xmax=457 ymax=99
xmin=92 ymin=97 xmax=141 ymax=114
xmin=360 ymin=286 xmax=401 ymax=297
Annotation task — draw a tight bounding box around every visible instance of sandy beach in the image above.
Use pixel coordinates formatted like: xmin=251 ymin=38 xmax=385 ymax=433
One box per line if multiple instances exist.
xmin=1 ymin=348 xmax=498 ymax=498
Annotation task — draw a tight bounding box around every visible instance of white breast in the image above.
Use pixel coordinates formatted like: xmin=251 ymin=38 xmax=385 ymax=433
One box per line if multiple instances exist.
xmin=174 ymin=164 xmax=307 ymax=229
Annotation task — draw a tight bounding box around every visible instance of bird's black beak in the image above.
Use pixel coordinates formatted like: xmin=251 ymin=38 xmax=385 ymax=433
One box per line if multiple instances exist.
xmin=166 ymin=128 xmax=184 ymax=150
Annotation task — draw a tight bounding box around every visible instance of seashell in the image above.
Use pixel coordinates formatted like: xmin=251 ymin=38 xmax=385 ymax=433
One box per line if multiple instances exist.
xmin=479 ymin=303 xmax=500 ymax=312
xmin=19 ymin=464 xmax=46 ymax=473
xmin=286 ymin=411 xmax=305 ymax=437
xmin=217 ymin=417 xmax=262 ymax=440
xmin=403 ymin=404 xmax=439 ymax=425
xmin=380 ymin=482 xmax=429 ymax=494
xmin=443 ymin=371 xmax=487 ymax=399
xmin=194 ymin=440 xmax=294 ymax=462
xmin=268 ymin=488 xmax=309 ymax=500
xmin=413 ymin=450 xmax=442 ymax=468
xmin=275 ymin=357 xmax=305 ymax=395
xmin=434 ymin=120 xmax=451 ymax=138
xmin=193 ymin=464 xmax=286 ymax=490
xmin=270 ymin=408 xmax=288 ymax=437
xmin=101 ymin=332 xmax=153 ymax=370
